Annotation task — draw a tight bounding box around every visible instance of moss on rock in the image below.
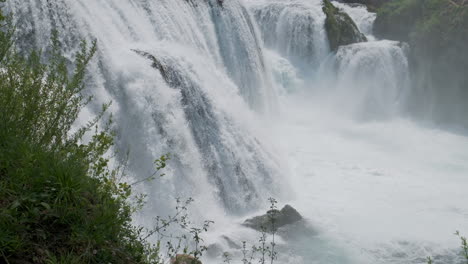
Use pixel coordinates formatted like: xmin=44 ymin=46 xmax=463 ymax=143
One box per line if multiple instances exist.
xmin=323 ymin=0 xmax=367 ymax=52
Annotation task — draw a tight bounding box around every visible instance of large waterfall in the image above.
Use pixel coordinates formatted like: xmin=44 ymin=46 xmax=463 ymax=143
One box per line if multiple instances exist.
xmin=7 ymin=0 xmax=287 ymax=215
xmin=7 ymin=0 xmax=468 ymax=263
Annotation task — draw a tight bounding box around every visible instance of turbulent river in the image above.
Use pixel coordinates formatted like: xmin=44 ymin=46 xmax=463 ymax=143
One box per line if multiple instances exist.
xmin=7 ymin=0 xmax=468 ymax=263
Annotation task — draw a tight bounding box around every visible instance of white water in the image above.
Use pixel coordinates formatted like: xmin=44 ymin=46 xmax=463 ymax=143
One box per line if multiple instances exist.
xmin=257 ymin=2 xmax=468 ymax=263
xmin=7 ymin=0 xmax=288 ymax=216
xmin=7 ymin=0 xmax=468 ymax=263
xmin=272 ymin=95 xmax=468 ymax=263
xmin=246 ymin=0 xmax=329 ymax=70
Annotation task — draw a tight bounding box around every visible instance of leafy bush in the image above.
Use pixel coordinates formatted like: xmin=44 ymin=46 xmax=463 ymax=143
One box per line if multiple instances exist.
xmin=0 ymin=8 xmax=158 ymax=264
xmin=0 ymin=5 xmax=281 ymax=263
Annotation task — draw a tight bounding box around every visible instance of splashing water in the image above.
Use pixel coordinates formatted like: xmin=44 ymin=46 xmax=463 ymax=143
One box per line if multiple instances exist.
xmin=7 ymin=0 xmax=468 ymax=263
xmin=246 ymin=0 xmax=329 ymax=71
xmin=332 ymin=2 xmax=376 ymax=37
xmin=6 ymin=0 xmax=286 ymax=216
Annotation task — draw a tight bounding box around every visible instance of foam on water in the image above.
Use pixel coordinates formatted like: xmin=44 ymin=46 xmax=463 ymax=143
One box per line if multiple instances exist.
xmin=272 ymin=94 xmax=468 ymax=263
xmin=246 ymin=0 xmax=329 ymax=71
xmin=6 ymin=0 xmax=468 ymax=263
xmin=6 ymin=0 xmax=286 ymax=216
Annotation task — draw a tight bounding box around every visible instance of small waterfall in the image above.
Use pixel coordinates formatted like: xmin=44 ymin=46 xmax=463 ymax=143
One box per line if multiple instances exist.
xmin=322 ymin=40 xmax=410 ymax=119
xmin=6 ymin=0 xmax=284 ymax=214
xmin=247 ymin=0 xmax=329 ymax=70
xmin=248 ymin=0 xmax=410 ymax=120
xmin=323 ymin=3 xmax=410 ymax=119
xmin=332 ymin=2 xmax=376 ymax=37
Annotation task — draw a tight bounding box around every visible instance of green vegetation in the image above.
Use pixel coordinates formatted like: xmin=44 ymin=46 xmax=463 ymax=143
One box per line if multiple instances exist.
xmin=373 ymin=0 xmax=422 ymax=41
xmin=374 ymin=0 xmax=468 ymax=45
xmin=0 ymin=1 xmax=286 ymax=262
xmin=374 ymin=0 xmax=468 ymax=128
xmin=323 ymin=0 xmax=367 ymax=52
xmin=0 ymin=6 xmax=162 ymax=263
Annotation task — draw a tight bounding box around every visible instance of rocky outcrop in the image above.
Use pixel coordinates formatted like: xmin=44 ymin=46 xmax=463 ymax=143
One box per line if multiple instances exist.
xmin=323 ymin=0 xmax=367 ymax=51
xmin=243 ymin=205 xmax=302 ymax=232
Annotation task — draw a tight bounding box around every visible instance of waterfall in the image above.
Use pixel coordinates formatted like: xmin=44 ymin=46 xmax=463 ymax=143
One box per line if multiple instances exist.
xmin=332 ymin=2 xmax=376 ymax=37
xmin=7 ymin=0 xmax=411 ymax=223
xmin=323 ymin=3 xmax=410 ymax=120
xmin=247 ymin=0 xmax=409 ymax=120
xmin=6 ymin=0 xmax=411 ymax=215
xmin=6 ymin=0 xmax=285 ymax=214
xmin=6 ymin=0 xmax=466 ymax=263
xmin=318 ymin=40 xmax=410 ymax=119
xmin=246 ymin=0 xmax=329 ymax=70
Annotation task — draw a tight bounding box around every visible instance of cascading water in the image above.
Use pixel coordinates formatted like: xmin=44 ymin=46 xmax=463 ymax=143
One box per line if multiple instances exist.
xmin=332 ymin=2 xmax=376 ymax=36
xmin=248 ymin=1 xmax=468 ymax=264
xmin=248 ymin=0 xmax=410 ymax=120
xmin=6 ymin=0 xmax=286 ymax=215
xmin=246 ymin=0 xmax=329 ymax=71
xmin=315 ymin=40 xmax=410 ymax=119
xmin=7 ymin=0 xmax=468 ymax=263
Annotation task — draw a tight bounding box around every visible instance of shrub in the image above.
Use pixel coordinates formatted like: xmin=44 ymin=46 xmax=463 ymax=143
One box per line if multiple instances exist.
xmin=0 ymin=4 xmax=281 ymax=264
xmin=0 ymin=9 xmax=157 ymax=264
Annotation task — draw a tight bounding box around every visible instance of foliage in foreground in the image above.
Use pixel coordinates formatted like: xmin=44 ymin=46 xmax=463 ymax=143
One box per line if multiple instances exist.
xmin=0 ymin=4 xmax=281 ymax=263
xmin=0 ymin=9 xmax=160 ymax=264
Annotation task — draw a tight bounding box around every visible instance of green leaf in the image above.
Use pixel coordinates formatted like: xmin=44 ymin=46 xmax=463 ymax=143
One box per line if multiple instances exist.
xmin=40 ymin=202 xmax=51 ymax=210
xmin=10 ymin=200 xmax=20 ymax=209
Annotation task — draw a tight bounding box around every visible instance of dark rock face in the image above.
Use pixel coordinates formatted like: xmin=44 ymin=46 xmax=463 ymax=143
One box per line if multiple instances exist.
xmin=243 ymin=205 xmax=302 ymax=232
xmin=323 ymin=0 xmax=367 ymax=51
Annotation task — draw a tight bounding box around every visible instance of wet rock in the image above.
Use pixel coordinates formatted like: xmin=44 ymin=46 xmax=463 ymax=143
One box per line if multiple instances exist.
xmin=243 ymin=204 xmax=302 ymax=232
xmin=323 ymin=0 xmax=367 ymax=51
xmin=170 ymin=254 xmax=202 ymax=264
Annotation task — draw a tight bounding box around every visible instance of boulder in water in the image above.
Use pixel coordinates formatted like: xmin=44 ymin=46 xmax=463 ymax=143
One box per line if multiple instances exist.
xmin=243 ymin=205 xmax=302 ymax=232
xmin=171 ymin=254 xmax=202 ymax=264
xmin=322 ymin=0 xmax=367 ymax=51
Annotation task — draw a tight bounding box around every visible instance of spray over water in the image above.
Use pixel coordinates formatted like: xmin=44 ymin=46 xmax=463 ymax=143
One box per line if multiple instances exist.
xmin=7 ymin=0 xmax=468 ymax=263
